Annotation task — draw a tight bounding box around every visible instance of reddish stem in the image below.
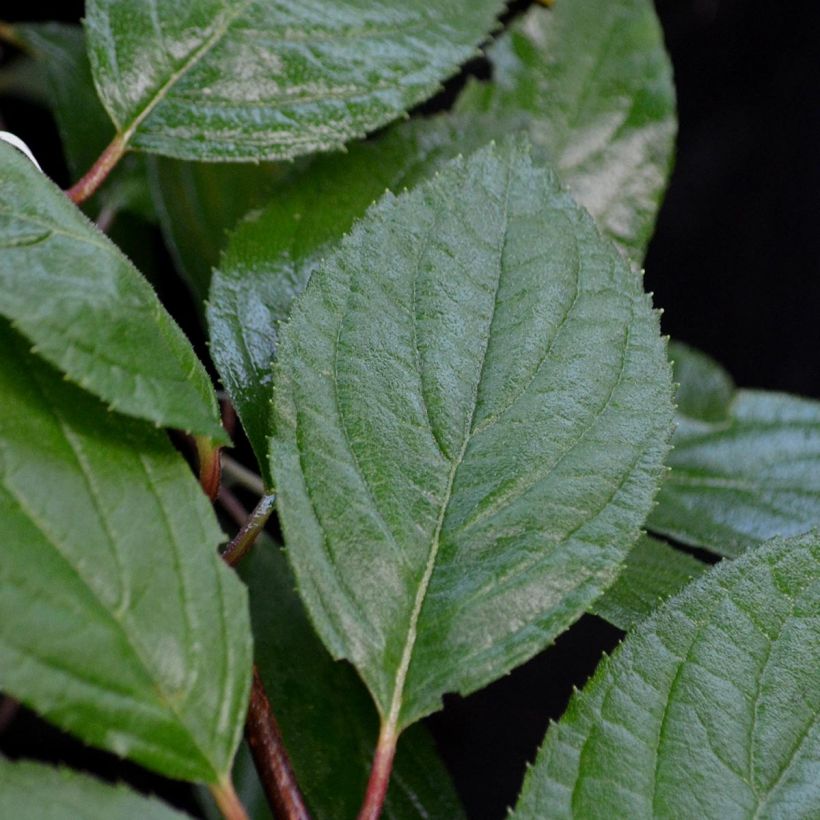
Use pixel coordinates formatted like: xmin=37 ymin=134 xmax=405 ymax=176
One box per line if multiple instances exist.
xmin=195 ymin=435 xmax=222 ymax=501
xmin=65 ymin=134 xmax=126 ymax=204
xmin=245 ymin=666 xmax=311 ymax=820
xmin=357 ymin=723 xmax=398 ymax=820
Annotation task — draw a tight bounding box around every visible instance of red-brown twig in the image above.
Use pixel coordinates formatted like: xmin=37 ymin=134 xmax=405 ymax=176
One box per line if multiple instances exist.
xmin=65 ymin=134 xmax=127 ymax=204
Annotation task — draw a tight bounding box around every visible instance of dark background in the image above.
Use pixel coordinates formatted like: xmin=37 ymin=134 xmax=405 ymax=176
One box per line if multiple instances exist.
xmin=1 ymin=1 xmax=818 ymax=818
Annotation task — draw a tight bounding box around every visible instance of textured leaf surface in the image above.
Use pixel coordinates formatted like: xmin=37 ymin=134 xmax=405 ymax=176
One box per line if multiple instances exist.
xmin=210 ymin=116 xmax=495 ymax=480
xmin=234 ymin=537 xmax=464 ymax=819
xmin=590 ymin=535 xmax=706 ymax=631
xmin=0 ymin=322 xmax=251 ymax=783
xmin=0 ymin=758 xmax=186 ymax=819
xmin=457 ymin=0 xmax=676 ymax=263
xmin=15 ymin=23 xmax=153 ymax=221
xmin=513 ymin=531 xmax=820 ymax=819
xmin=148 ymin=157 xmax=288 ymax=304
xmin=85 ymin=0 xmax=504 ymax=161
xmin=270 ymin=140 xmax=673 ymax=730
xmin=649 ymin=343 xmax=820 ymax=556
xmin=0 ymin=142 xmax=225 ymax=440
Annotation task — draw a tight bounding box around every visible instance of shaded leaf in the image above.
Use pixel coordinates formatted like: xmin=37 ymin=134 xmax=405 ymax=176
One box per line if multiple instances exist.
xmin=590 ymin=534 xmax=706 ymax=631
xmin=228 ymin=536 xmax=465 ymax=819
xmin=0 ymin=758 xmax=186 ymax=819
xmin=0 ymin=142 xmax=225 ymax=441
xmin=270 ymin=140 xmax=673 ymax=731
xmin=85 ymin=0 xmax=505 ymax=161
xmin=0 ymin=322 xmax=251 ymax=783
xmin=513 ymin=530 xmax=820 ymax=819
xmin=649 ymin=343 xmax=820 ymax=556
xmin=457 ymin=0 xmax=676 ymax=263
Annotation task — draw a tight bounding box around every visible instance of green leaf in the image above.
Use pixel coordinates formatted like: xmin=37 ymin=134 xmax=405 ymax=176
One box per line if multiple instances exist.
xmin=0 ymin=758 xmax=186 ymax=819
xmin=84 ymin=0 xmax=505 ymax=162
xmin=231 ymin=536 xmax=464 ymax=819
xmin=457 ymin=0 xmax=676 ymax=263
xmin=513 ymin=530 xmax=820 ymax=818
xmin=210 ymin=115 xmax=496 ymax=481
xmin=270 ymin=140 xmax=673 ymax=733
xmin=14 ymin=23 xmax=153 ymax=222
xmin=590 ymin=535 xmax=706 ymax=631
xmin=0 ymin=141 xmax=225 ymax=441
xmin=649 ymin=343 xmax=820 ymax=556
xmin=0 ymin=321 xmax=251 ymax=783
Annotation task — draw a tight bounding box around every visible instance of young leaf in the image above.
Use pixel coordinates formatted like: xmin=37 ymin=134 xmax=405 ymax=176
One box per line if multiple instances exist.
xmin=512 ymin=530 xmax=820 ymax=818
xmin=270 ymin=140 xmax=673 ymax=734
xmin=0 ymin=142 xmax=225 ymax=441
xmin=235 ymin=536 xmax=465 ymax=819
xmin=209 ymin=116 xmax=495 ymax=481
xmin=84 ymin=0 xmax=505 ymax=162
xmin=0 ymin=322 xmax=251 ymax=784
xmin=649 ymin=343 xmax=820 ymax=556
xmin=589 ymin=535 xmax=706 ymax=631
xmin=0 ymin=758 xmax=186 ymax=819
xmin=457 ymin=0 xmax=677 ymax=263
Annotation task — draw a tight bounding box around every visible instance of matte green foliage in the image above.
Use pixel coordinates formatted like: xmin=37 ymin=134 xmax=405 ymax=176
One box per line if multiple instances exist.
xmin=590 ymin=535 xmax=706 ymax=631
xmin=650 ymin=343 xmax=820 ymax=556
xmin=84 ymin=0 xmax=505 ymax=161
xmin=235 ymin=537 xmax=464 ymax=819
xmin=513 ymin=530 xmax=820 ymax=818
xmin=0 ymin=758 xmax=186 ymax=819
xmin=270 ymin=139 xmax=673 ymax=730
xmin=457 ymin=0 xmax=676 ymax=263
xmin=0 ymin=142 xmax=225 ymax=440
xmin=0 ymin=322 xmax=251 ymax=783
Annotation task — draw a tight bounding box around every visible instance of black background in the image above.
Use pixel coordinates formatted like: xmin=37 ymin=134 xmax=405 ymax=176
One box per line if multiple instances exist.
xmin=1 ymin=1 xmax=818 ymax=817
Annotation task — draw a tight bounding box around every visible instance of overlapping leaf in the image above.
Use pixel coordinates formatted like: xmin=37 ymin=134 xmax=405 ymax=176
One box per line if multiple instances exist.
xmin=232 ymin=537 xmax=464 ymax=819
xmin=513 ymin=531 xmax=820 ymax=818
xmin=590 ymin=535 xmax=706 ymax=631
xmin=649 ymin=343 xmax=820 ymax=556
xmin=457 ymin=0 xmax=676 ymax=263
xmin=0 ymin=758 xmax=186 ymax=819
xmin=270 ymin=140 xmax=673 ymax=732
xmin=0 ymin=322 xmax=251 ymax=783
xmin=84 ymin=0 xmax=504 ymax=161
xmin=0 ymin=142 xmax=225 ymax=440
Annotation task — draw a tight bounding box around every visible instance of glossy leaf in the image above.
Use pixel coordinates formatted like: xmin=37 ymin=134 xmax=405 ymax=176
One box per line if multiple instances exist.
xmin=232 ymin=536 xmax=464 ymax=819
xmin=590 ymin=535 xmax=706 ymax=631
xmin=0 ymin=142 xmax=225 ymax=441
xmin=270 ymin=140 xmax=673 ymax=731
xmin=210 ymin=115 xmax=497 ymax=480
xmin=513 ymin=530 xmax=820 ymax=818
xmin=0 ymin=322 xmax=251 ymax=783
xmin=84 ymin=0 xmax=504 ymax=162
xmin=14 ymin=23 xmax=153 ymax=221
xmin=457 ymin=0 xmax=676 ymax=263
xmin=148 ymin=157 xmax=289 ymax=304
xmin=0 ymin=758 xmax=186 ymax=819
xmin=649 ymin=343 xmax=820 ymax=556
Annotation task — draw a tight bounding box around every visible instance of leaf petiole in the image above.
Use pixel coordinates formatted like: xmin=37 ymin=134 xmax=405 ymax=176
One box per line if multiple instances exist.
xmin=65 ymin=132 xmax=126 ymax=204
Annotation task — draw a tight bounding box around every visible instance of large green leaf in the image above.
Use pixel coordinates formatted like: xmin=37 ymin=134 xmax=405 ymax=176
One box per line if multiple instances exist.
xmin=513 ymin=530 xmax=820 ymax=818
xmin=148 ymin=158 xmax=288 ymax=304
xmin=457 ymin=0 xmax=676 ymax=263
xmin=0 ymin=141 xmax=225 ymax=441
xmin=229 ymin=536 xmax=464 ymax=819
xmin=0 ymin=322 xmax=251 ymax=783
xmin=84 ymin=0 xmax=504 ymax=162
xmin=14 ymin=23 xmax=153 ymax=222
xmin=0 ymin=758 xmax=186 ymax=819
xmin=589 ymin=535 xmax=706 ymax=631
xmin=210 ymin=115 xmax=496 ymax=481
xmin=270 ymin=140 xmax=673 ymax=733
xmin=649 ymin=343 xmax=820 ymax=556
